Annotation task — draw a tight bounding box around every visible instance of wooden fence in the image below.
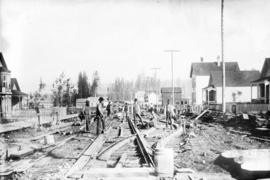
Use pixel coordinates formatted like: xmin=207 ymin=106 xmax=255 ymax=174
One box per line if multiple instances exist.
xmin=11 ymin=107 xmax=67 ymax=119
xmin=204 ymin=103 xmax=270 ymax=114
xmin=235 ymin=104 xmax=270 ymax=113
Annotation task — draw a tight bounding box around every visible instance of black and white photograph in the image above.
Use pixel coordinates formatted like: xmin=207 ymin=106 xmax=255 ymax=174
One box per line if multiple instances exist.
xmin=0 ymin=0 xmax=270 ymax=179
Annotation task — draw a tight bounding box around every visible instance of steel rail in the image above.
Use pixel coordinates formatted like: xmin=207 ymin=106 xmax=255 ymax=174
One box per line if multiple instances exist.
xmin=127 ymin=116 xmax=155 ymax=167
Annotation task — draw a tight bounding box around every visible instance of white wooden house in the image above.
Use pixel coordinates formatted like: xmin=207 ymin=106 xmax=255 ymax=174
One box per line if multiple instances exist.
xmin=251 ymin=58 xmax=270 ymax=103
xmin=190 ymin=60 xmax=240 ymax=105
xmin=203 ymin=70 xmax=260 ymax=104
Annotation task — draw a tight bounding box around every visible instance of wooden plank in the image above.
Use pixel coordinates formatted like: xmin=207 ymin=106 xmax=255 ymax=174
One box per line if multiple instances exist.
xmin=228 ymin=129 xmax=251 ymax=136
xmin=195 ymin=109 xmax=209 ymax=120
xmin=30 ymin=122 xmax=73 ymax=141
xmin=66 ymin=134 xmax=106 ymax=177
xmin=115 ymin=153 xmax=127 ymax=168
xmin=84 ymin=134 xmax=105 ymax=156
xmin=8 ymin=146 xmax=35 ymax=159
xmin=249 ymin=136 xmax=270 ymax=142
xmin=0 ymin=114 xmax=77 ymax=134
xmin=70 ymin=167 xmax=153 ymax=179
xmin=0 ymin=122 xmax=32 ymax=134
xmin=176 ymin=172 xmax=234 ymax=180
xmin=59 ymin=114 xmax=78 ymax=121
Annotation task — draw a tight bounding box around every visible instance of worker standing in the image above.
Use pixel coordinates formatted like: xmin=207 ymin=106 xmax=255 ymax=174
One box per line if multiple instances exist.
xmin=35 ymin=104 xmax=41 ymax=131
xmin=106 ymin=100 xmax=112 ymax=120
xmin=96 ymin=97 xmax=105 ymax=135
xmin=84 ymin=100 xmax=91 ymax=132
xmin=133 ymin=98 xmax=143 ymax=126
xmin=123 ymin=102 xmax=129 ymax=121
xmin=166 ymin=99 xmax=174 ymax=129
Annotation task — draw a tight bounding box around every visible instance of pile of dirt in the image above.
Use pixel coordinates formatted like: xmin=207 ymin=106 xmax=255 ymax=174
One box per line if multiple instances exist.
xmin=224 ymin=115 xmax=257 ymax=131
xmin=167 ymin=119 xmax=270 ymax=176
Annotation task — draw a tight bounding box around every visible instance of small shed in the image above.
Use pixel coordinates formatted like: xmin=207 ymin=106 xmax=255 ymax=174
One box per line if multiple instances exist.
xmin=161 ymin=87 xmax=182 ymax=106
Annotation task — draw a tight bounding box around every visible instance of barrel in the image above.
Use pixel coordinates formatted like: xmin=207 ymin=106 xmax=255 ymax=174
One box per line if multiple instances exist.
xmin=154 ymin=148 xmax=174 ymax=177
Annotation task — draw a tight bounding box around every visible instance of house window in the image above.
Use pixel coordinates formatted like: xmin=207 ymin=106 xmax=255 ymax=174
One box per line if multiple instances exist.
xmin=209 ymin=90 xmax=216 ymax=101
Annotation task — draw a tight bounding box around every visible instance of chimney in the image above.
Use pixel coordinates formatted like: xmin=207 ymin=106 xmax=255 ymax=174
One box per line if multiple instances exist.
xmin=217 ymin=56 xmax=221 ymax=66
xmin=200 ymin=57 xmax=204 ymax=62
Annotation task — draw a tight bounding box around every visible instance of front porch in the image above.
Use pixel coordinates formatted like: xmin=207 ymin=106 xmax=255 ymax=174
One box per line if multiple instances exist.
xmin=251 ymin=77 xmax=270 ymax=104
xmin=202 ymin=86 xmax=217 ymax=105
xmin=12 ymin=90 xmax=28 ymax=110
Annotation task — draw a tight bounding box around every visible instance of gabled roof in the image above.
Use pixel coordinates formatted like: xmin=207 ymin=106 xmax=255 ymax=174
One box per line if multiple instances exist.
xmin=251 ymin=76 xmax=270 ymax=84
xmin=161 ymin=87 xmax=182 ymax=93
xmin=209 ymin=70 xmax=260 ymax=87
xmin=250 ymin=58 xmax=270 ymax=84
xmin=11 ymin=78 xmax=21 ymax=91
xmin=12 ymin=90 xmax=28 ymax=96
xmin=260 ymin=58 xmax=270 ymax=78
xmin=190 ymin=61 xmax=240 ymax=77
xmin=11 ymin=78 xmax=27 ymax=96
xmin=0 ymin=52 xmax=11 ymax=72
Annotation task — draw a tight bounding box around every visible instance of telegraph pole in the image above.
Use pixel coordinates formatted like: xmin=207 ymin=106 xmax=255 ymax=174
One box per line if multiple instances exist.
xmin=164 ymin=50 xmax=180 ymax=106
xmin=221 ymin=0 xmax=226 ymax=113
xmin=151 ymin=67 xmax=160 ymax=105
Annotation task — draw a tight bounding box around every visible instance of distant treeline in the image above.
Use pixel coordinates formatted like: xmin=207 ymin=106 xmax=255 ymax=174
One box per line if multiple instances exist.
xmin=107 ymin=73 xmax=161 ymax=101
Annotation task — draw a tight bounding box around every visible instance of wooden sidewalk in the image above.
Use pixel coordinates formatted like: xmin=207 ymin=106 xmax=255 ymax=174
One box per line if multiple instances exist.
xmin=0 ymin=114 xmax=78 ymax=134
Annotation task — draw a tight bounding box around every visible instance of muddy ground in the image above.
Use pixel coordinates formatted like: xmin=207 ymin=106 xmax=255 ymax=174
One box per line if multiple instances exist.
xmin=1 ymin=114 xmax=270 ymax=180
xmin=167 ymin=118 xmax=270 ymax=178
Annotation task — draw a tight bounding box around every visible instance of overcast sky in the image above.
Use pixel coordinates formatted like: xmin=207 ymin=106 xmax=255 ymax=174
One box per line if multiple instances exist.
xmin=0 ymin=0 xmax=270 ymax=93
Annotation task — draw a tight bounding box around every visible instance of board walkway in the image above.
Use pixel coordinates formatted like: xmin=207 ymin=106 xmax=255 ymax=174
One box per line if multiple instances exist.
xmin=0 ymin=114 xmax=78 ymax=134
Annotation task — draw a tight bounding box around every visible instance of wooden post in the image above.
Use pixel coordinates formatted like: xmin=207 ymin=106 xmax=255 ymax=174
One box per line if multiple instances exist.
xmin=221 ymin=0 xmax=226 ymax=113
xmin=251 ymin=84 xmax=253 ymax=102
xmin=264 ymin=83 xmax=266 ymax=104
xmin=269 ymin=82 xmax=270 ymax=104
xmin=207 ymin=90 xmax=210 ymax=105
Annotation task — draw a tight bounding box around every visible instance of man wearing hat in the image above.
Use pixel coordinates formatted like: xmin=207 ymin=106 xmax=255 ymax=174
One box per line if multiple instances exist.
xmin=133 ymin=98 xmax=144 ymax=126
xmin=96 ymin=97 xmax=105 ymax=135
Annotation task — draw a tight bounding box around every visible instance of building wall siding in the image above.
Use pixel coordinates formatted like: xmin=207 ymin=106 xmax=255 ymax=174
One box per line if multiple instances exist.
xmin=195 ymin=76 xmax=210 ymax=105
xmin=216 ymin=86 xmax=256 ymax=103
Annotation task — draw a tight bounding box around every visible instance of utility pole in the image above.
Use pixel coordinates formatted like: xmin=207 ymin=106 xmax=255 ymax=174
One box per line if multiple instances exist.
xmin=221 ymin=0 xmax=226 ymax=113
xmin=164 ymin=50 xmax=180 ymax=106
xmin=151 ymin=67 xmax=160 ymax=105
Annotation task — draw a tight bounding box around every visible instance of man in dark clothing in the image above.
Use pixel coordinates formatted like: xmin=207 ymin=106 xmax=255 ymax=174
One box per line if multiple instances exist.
xmin=106 ymin=101 xmax=112 ymax=119
xmin=35 ymin=105 xmax=41 ymax=131
xmin=133 ymin=98 xmax=143 ymax=126
xmin=96 ymin=97 xmax=105 ymax=135
xmin=123 ymin=102 xmax=129 ymax=121
xmin=84 ymin=100 xmax=91 ymax=131
xmin=165 ymin=99 xmax=174 ymax=129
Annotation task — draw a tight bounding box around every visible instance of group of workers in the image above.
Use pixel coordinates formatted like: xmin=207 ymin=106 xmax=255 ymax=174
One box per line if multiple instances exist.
xmin=81 ymin=97 xmax=177 ymax=135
